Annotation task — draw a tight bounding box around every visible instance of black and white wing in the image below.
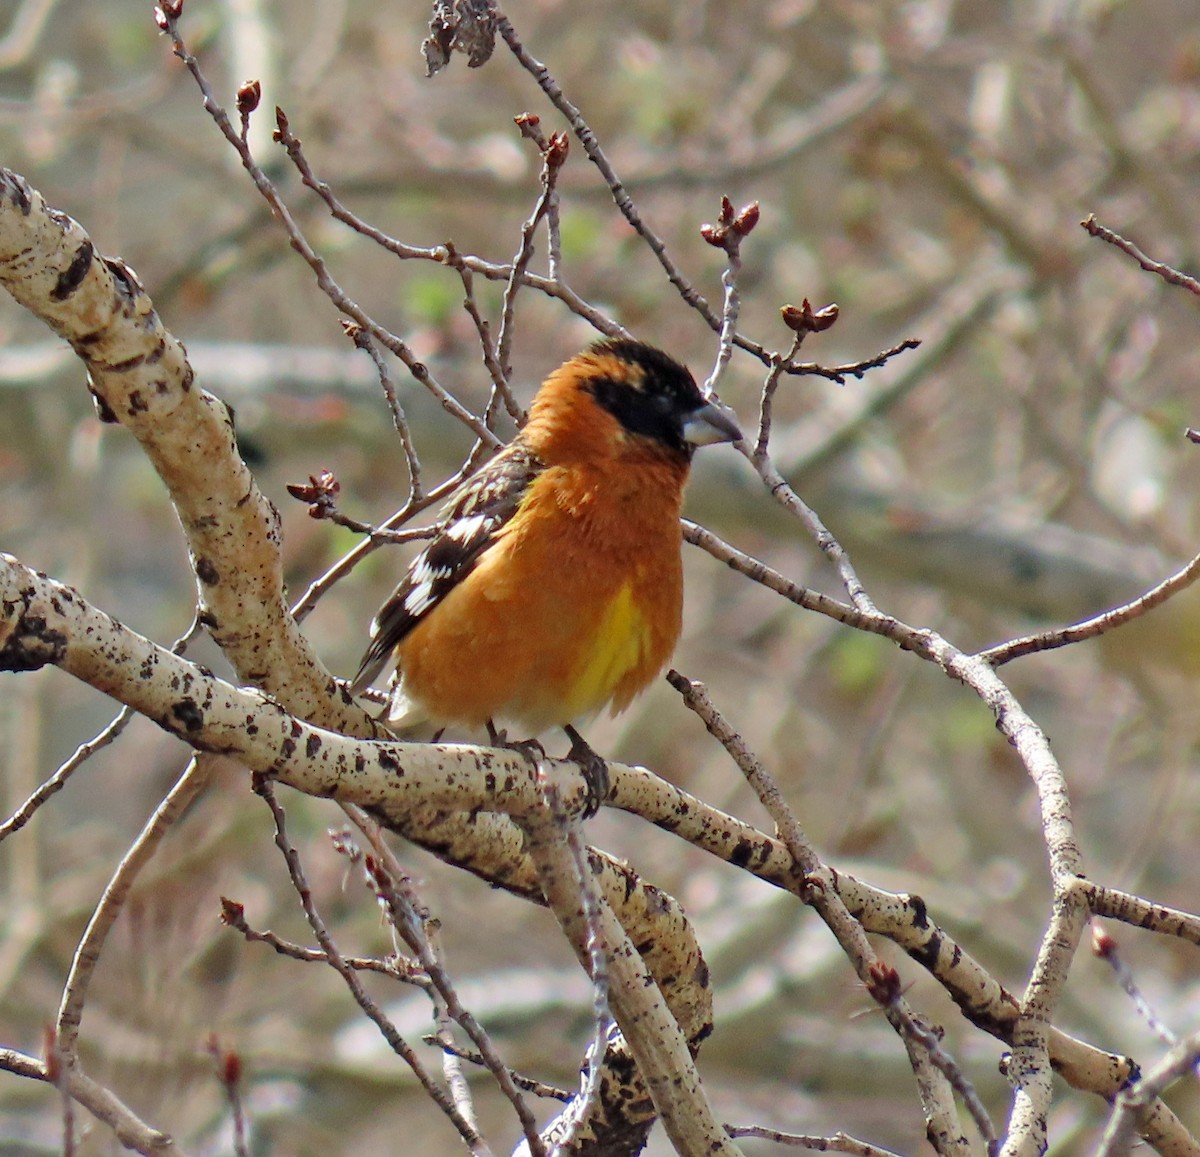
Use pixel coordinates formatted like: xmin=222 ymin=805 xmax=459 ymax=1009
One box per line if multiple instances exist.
xmin=349 ymin=443 xmax=543 ymax=693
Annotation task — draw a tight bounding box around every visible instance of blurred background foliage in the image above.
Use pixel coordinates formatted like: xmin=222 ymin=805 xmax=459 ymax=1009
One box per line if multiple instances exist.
xmin=3 ymin=0 xmax=1200 ymax=1153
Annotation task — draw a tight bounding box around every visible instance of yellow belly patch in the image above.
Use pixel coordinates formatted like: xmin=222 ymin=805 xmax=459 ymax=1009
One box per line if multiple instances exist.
xmin=563 ymin=582 xmax=650 ymax=720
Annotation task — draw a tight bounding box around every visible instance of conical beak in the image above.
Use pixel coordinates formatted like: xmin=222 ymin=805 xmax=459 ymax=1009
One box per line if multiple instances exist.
xmin=682 ymin=400 xmax=743 ymax=447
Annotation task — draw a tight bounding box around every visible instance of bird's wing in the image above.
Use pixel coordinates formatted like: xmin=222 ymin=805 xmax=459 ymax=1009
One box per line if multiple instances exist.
xmin=349 ymin=442 xmax=543 ymax=693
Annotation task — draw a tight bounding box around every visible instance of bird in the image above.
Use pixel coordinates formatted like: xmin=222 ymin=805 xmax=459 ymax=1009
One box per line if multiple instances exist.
xmin=349 ymin=337 xmax=743 ymax=809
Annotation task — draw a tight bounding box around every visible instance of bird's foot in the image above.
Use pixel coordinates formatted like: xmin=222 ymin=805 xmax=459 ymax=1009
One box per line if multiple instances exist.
xmin=564 ymin=724 xmax=609 ymax=819
xmin=486 ymin=720 xmax=547 ymax=770
xmin=485 ymin=721 xmax=607 ymax=818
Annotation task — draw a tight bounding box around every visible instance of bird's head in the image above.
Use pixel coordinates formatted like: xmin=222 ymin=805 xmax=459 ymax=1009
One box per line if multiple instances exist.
xmin=525 ymin=338 xmax=743 ymax=466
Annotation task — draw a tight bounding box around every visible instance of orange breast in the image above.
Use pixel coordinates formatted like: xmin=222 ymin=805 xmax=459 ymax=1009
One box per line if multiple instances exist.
xmin=395 ymin=461 xmax=685 ymax=734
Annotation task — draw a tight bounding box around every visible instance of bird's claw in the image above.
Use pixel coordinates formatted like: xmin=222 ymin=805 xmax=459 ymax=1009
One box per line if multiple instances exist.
xmin=565 ymin=725 xmax=609 ymax=819
xmin=488 ymin=721 xmax=547 ymax=768
xmin=487 ymin=721 xmax=607 ymax=819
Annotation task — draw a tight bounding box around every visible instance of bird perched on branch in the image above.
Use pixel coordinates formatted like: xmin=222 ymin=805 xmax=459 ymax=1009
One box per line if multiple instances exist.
xmin=349 ymin=338 xmax=742 ymax=808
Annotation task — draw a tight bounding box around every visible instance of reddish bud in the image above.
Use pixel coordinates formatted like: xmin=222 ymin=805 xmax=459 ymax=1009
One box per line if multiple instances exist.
xmin=153 ymin=7 xmax=170 ymax=31
xmin=546 ymin=130 xmax=569 ymax=169
xmin=329 ymin=827 xmax=361 ymax=861
xmin=219 ymin=897 xmax=244 ymax=925
xmin=221 ymin=1048 xmax=242 ymax=1086
xmin=162 ymin=0 xmax=184 ymax=17
xmin=286 ymin=470 xmax=341 ymax=518
xmin=703 ymin=195 xmax=759 ymax=250
xmin=865 ymin=961 xmax=903 ymax=1005
xmin=811 ymin=302 xmax=839 ymax=330
xmin=780 ymin=303 xmax=806 ymax=331
xmin=514 ymin=112 xmax=540 ymax=129
xmin=205 ymin=1034 xmax=242 ymax=1087
xmin=236 ymin=79 xmax=261 ymax=116
xmin=781 ymin=299 xmax=840 ymax=334
xmin=1091 ymin=921 xmax=1118 ymax=960
xmin=732 ymin=201 xmax=760 ymax=236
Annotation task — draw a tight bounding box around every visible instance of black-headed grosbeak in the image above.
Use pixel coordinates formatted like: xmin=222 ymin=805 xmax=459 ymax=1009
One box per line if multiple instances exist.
xmin=350 ymin=339 xmax=742 ymax=799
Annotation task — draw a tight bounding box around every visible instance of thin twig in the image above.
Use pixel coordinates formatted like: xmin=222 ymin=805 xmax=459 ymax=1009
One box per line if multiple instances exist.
xmin=978 ymin=547 xmax=1200 ymax=666
xmin=3 ymin=1048 xmax=180 ymax=1157
xmin=532 ymin=773 xmax=611 ymax=1151
xmin=424 ymin=1036 xmax=572 ymax=1101
xmin=789 ymin=337 xmax=922 ymax=385
xmin=284 ymin=123 xmax=624 ymax=337
xmin=887 ymin=989 xmax=998 ymax=1155
xmin=57 ymin=756 xmax=212 ymax=1055
xmin=754 ymin=335 xmax=803 ymax=459
xmin=0 ymin=705 xmax=133 ymax=842
xmin=497 ymin=126 xmax=568 ymax=386
xmin=345 ymin=805 xmax=542 ymax=1153
xmin=206 ymin=1037 xmax=249 ymax=1157
xmin=724 ymin=1124 xmax=903 ymax=1156
xmin=667 ymin=672 xmax=975 ymax=1153
xmin=344 ymin=324 xmax=424 ymax=499
xmin=288 ymin=458 xmax=481 ymax=624
xmin=0 ymin=614 xmax=201 ymax=842
xmin=158 ymin=12 xmax=499 ymax=448
xmin=699 ymin=196 xmax=758 ymax=396
xmin=340 ymin=811 xmax=545 ymax=1154
xmin=252 ymin=776 xmax=492 ymax=1156
xmin=1095 ymin=1029 xmax=1200 ymax=1157
xmin=219 ymin=896 xmax=426 ymax=980
xmin=442 ymin=241 xmax=512 ymax=427
xmin=1091 ymin=923 xmax=1181 ymax=1050
xmin=1082 ymin=215 xmax=1200 ymax=296
xmin=326 ymin=825 xmax=481 ymax=1133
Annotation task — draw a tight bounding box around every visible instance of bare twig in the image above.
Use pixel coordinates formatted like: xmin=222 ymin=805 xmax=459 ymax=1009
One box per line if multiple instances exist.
xmin=530 ymin=770 xmax=611 ymax=1152
xmin=1079 ymin=215 xmax=1200 ymax=294
xmin=867 ymin=964 xmax=998 ymax=1155
xmin=667 ymin=673 xmax=975 ymax=1154
xmin=755 ymin=334 xmax=804 ymax=459
xmin=979 ymin=547 xmax=1200 ymax=666
xmin=789 ymin=337 xmax=922 ymax=385
xmin=497 ymin=125 xmax=569 ymax=385
xmin=724 ymin=1126 xmax=903 ymax=1156
xmin=442 ymin=240 xmax=512 ymax=427
xmin=1096 ymin=1030 xmax=1200 ymax=1157
xmin=252 ymin=776 xmax=492 ymax=1156
xmin=1 ymin=704 xmax=134 ymax=842
xmin=1091 ymin=923 xmax=1182 ymax=1049
xmin=699 ymin=196 xmax=759 ymax=396
xmin=0 ymin=614 xmax=200 ymax=842
xmin=219 ymin=896 xmax=425 ymax=979
xmin=206 ymin=1037 xmax=249 ymax=1157
xmin=156 ymin=11 xmax=499 ymax=448
xmin=339 ymin=806 xmax=545 ymax=1156
xmin=2 ymin=1043 xmax=177 ymax=1155
xmin=266 ymin=74 xmax=625 ymax=340
xmin=424 ymin=1036 xmax=571 ymax=1101
xmin=57 ymin=756 xmax=213 ymax=1055
xmin=343 ymin=323 xmax=424 ymax=498
xmin=288 ymin=457 xmax=482 ymax=624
